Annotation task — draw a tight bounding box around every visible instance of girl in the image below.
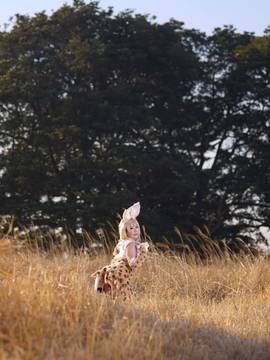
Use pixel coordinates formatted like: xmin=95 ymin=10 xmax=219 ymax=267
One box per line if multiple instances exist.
xmin=92 ymin=202 xmax=149 ymax=299
xmin=113 ymin=202 xmax=149 ymax=267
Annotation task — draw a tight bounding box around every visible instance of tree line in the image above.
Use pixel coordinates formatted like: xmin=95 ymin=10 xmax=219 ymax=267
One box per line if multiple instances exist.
xmin=0 ymin=0 xmax=269 ymax=247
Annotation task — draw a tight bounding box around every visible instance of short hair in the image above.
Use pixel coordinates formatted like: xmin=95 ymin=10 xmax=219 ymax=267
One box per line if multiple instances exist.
xmin=119 ymin=218 xmax=140 ymax=240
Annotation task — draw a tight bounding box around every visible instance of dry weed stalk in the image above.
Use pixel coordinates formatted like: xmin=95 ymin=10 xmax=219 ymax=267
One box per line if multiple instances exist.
xmin=0 ymin=226 xmax=270 ymax=359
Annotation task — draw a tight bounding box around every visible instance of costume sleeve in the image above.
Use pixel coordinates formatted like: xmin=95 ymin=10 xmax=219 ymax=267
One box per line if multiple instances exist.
xmin=121 ymin=240 xmax=134 ymax=250
xmin=113 ymin=240 xmax=134 ymax=258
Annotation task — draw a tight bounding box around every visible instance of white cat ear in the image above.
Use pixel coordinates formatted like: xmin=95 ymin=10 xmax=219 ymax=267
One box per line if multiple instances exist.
xmin=129 ymin=202 xmax=140 ymax=219
xmin=122 ymin=202 xmax=140 ymax=220
xmin=122 ymin=208 xmax=129 ymax=221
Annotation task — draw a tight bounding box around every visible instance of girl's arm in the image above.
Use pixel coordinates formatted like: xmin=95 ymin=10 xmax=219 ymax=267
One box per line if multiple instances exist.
xmin=125 ymin=241 xmax=137 ymax=266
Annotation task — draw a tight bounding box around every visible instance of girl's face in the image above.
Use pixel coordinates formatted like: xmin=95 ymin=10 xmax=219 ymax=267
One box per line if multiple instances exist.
xmin=126 ymin=220 xmax=140 ymax=241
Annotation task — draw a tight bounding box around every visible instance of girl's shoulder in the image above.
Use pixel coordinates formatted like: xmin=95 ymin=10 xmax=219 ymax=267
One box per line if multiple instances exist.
xmin=117 ymin=239 xmax=136 ymax=249
xmin=117 ymin=239 xmax=134 ymax=246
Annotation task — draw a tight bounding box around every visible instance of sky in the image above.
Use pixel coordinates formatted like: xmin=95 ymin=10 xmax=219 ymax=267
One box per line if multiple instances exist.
xmin=0 ymin=0 xmax=269 ymax=35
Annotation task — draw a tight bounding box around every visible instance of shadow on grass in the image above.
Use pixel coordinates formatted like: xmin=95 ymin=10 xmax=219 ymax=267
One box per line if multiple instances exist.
xmin=94 ymin=296 xmax=270 ymax=360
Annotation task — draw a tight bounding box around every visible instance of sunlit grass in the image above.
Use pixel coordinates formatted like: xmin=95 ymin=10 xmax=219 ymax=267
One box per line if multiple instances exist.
xmin=0 ymin=228 xmax=270 ymax=359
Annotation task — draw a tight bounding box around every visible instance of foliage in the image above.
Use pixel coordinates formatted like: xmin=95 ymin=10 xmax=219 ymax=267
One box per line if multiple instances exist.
xmin=0 ymin=2 xmax=269 ymax=246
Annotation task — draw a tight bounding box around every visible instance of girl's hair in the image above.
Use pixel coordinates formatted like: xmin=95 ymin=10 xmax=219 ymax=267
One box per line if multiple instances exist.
xmin=118 ymin=218 xmax=140 ymax=240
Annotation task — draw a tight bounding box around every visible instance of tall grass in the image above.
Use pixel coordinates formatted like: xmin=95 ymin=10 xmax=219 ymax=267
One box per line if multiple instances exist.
xmin=0 ymin=226 xmax=270 ymax=359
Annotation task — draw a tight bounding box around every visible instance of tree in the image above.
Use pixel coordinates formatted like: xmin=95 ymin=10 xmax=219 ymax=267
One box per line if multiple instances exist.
xmin=0 ymin=2 xmax=199 ymax=240
xmin=0 ymin=1 xmax=269 ymax=247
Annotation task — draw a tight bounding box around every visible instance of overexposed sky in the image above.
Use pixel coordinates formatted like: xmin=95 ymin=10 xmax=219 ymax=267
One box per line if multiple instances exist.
xmin=1 ymin=0 xmax=269 ymax=35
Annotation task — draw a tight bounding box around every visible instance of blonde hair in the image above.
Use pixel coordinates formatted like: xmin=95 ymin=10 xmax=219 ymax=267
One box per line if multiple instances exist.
xmin=118 ymin=218 xmax=140 ymax=241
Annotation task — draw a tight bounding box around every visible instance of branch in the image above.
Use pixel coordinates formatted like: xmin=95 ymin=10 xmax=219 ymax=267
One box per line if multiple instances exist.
xmin=231 ymin=202 xmax=270 ymax=209
xmin=210 ymin=128 xmax=228 ymax=170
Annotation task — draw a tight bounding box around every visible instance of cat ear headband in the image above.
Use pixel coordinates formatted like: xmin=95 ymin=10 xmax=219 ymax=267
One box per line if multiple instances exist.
xmin=122 ymin=202 xmax=140 ymax=222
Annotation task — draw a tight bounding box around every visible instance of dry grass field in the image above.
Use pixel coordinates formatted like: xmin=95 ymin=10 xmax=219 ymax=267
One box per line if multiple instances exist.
xmin=1 ymin=236 xmax=270 ymax=360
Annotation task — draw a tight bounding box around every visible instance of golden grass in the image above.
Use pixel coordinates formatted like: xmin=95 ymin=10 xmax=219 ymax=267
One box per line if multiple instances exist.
xmin=0 ymin=242 xmax=270 ymax=359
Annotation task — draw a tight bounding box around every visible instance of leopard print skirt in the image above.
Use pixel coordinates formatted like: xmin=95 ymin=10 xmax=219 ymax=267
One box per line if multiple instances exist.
xmin=91 ymin=249 xmax=148 ymax=300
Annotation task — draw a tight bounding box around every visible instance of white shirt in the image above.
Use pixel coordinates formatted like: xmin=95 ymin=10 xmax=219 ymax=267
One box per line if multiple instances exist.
xmin=114 ymin=239 xmax=149 ymax=260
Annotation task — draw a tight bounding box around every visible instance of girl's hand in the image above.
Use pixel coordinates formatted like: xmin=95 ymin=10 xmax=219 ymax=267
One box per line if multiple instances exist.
xmin=140 ymin=242 xmax=150 ymax=251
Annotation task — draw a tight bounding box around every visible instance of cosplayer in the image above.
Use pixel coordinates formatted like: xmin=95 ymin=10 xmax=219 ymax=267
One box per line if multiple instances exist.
xmin=91 ymin=202 xmax=149 ymax=300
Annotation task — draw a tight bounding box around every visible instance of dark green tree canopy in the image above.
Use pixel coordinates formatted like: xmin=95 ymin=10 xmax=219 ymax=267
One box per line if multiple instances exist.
xmin=0 ymin=1 xmax=269 ymax=247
